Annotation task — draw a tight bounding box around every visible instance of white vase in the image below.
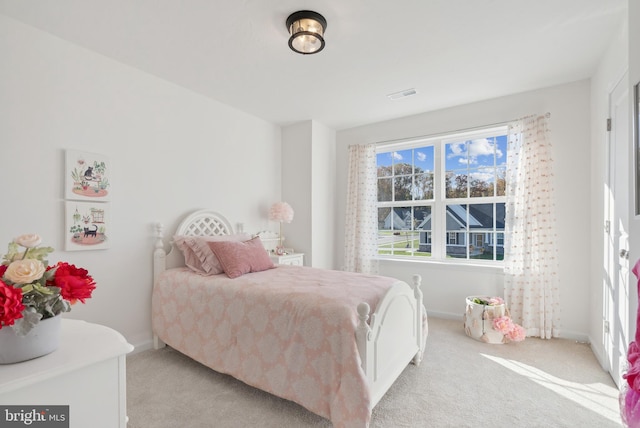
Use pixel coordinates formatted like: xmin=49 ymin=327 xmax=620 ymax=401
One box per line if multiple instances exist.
xmin=0 ymin=314 xmax=62 ymax=364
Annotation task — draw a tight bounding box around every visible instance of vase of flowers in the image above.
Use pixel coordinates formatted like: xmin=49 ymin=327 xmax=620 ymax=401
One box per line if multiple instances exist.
xmin=463 ymin=296 xmax=526 ymax=344
xmin=0 ymin=313 xmax=62 ymax=364
xmin=0 ymin=234 xmax=96 ymax=364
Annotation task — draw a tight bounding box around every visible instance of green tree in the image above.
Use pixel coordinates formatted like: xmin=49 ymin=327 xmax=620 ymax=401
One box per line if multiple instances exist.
xmin=496 ymin=169 xmax=506 ymax=196
xmin=445 ymin=173 xmax=468 ymax=198
xmin=377 ymin=163 xmax=425 ymax=202
xmin=470 ymin=178 xmax=491 ymax=197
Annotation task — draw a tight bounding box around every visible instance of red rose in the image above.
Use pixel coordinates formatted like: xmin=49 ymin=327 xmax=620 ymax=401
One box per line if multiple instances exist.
xmin=48 ymin=262 xmax=96 ymax=305
xmin=0 ymin=265 xmax=7 ymax=278
xmin=0 ymin=280 xmax=25 ymax=328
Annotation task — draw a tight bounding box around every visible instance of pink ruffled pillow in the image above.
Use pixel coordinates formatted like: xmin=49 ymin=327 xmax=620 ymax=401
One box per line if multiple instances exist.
xmin=207 ymin=237 xmax=275 ymax=279
xmin=173 ymin=233 xmax=251 ymax=275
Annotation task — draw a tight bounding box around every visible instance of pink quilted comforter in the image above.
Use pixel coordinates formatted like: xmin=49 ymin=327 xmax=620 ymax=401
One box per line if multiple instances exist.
xmin=152 ymin=265 xmax=400 ymax=427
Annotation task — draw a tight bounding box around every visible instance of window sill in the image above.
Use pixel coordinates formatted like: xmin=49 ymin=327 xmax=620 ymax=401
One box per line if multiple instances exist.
xmin=376 ymin=256 xmax=504 ymax=272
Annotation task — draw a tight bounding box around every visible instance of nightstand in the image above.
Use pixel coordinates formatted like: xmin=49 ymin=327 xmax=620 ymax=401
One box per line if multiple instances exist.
xmin=270 ymin=253 xmax=304 ymax=266
xmin=0 ymin=319 xmax=134 ymax=427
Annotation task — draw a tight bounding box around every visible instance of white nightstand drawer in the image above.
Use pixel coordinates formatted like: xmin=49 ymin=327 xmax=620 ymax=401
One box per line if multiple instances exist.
xmin=270 ymin=253 xmax=304 ymax=266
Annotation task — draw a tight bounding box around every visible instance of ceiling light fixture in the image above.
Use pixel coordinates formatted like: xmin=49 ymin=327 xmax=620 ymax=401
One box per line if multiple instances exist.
xmin=286 ymin=10 xmax=327 ymax=55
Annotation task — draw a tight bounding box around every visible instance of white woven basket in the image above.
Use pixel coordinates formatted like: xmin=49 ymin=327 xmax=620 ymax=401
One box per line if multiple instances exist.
xmin=463 ymin=296 xmax=508 ymax=344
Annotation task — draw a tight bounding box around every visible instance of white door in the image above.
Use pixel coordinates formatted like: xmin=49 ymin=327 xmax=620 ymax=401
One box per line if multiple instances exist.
xmin=604 ymin=73 xmax=631 ymax=388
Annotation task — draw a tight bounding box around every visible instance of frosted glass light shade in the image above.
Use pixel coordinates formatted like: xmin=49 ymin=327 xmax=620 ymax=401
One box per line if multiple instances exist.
xmin=286 ymin=11 xmax=327 ymax=55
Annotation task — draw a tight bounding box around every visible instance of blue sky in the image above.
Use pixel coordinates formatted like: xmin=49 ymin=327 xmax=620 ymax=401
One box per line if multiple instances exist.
xmin=376 ymin=135 xmax=507 ymax=174
xmin=377 ymin=146 xmax=434 ymax=173
xmin=445 ymin=135 xmax=507 ymax=171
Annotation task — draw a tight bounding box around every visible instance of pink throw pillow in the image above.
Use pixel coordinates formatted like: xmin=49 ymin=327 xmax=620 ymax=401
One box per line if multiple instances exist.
xmin=173 ymin=233 xmax=251 ymax=275
xmin=207 ymin=237 xmax=274 ymax=279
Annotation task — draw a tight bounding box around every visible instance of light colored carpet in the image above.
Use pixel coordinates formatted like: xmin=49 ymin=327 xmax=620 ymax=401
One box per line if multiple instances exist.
xmin=126 ymin=317 xmax=622 ymax=427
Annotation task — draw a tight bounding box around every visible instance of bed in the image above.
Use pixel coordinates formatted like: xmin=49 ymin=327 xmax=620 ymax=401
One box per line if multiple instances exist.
xmin=151 ymin=209 xmax=427 ymax=427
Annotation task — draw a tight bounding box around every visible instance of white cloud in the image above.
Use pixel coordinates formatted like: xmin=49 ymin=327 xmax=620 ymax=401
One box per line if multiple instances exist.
xmin=468 ymin=139 xmax=493 ymax=156
xmin=448 ymin=138 xmax=502 ymax=165
xmin=471 ymin=138 xmax=504 ymax=159
xmin=447 ymin=142 xmax=466 ymax=158
xmin=416 ymin=151 xmax=427 ymax=162
xmin=458 ymin=157 xmax=476 ymax=166
xmin=392 ymin=152 xmax=403 ymax=161
xmin=469 ymin=171 xmax=494 ymax=182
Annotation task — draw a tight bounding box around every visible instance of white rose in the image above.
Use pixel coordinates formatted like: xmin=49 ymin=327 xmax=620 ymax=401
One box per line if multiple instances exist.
xmin=14 ymin=234 xmax=42 ymax=248
xmin=4 ymin=259 xmax=46 ymax=284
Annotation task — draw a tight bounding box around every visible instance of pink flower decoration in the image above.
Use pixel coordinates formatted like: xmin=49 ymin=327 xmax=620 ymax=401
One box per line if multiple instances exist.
xmin=269 ymin=202 xmax=294 ymax=223
xmin=493 ymin=316 xmax=513 ymax=334
xmin=507 ymin=324 xmax=526 ymax=342
xmin=488 ymin=297 xmax=504 ymax=306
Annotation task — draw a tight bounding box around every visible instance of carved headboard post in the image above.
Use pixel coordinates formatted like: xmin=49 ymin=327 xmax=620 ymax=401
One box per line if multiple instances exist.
xmin=153 ymin=222 xmax=166 ymax=287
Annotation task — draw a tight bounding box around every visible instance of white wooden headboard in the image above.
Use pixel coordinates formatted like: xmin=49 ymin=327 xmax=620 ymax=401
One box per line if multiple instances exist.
xmin=153 ymin=209 xmax=281 ymax=286
xmin=174 ymin=209 xmax=234 ymax=237
xmin=153 ymin=210 xmax=235 ymax=284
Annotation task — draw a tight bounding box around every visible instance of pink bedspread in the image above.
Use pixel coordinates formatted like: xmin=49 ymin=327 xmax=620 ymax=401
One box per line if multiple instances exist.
xmin=152 ymin=265 xmax=400 ymax=427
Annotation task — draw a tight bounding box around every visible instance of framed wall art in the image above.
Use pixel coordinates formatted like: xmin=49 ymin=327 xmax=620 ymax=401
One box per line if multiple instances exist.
xmin=65 ymin=150 xmax=111 ymax=201
xmin=65 ymin=201 xmax=110 ymax=251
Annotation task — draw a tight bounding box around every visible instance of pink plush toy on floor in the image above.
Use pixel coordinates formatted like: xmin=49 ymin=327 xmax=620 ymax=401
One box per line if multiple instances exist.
xmin=621 ymin=258 xmax=640 ymax=427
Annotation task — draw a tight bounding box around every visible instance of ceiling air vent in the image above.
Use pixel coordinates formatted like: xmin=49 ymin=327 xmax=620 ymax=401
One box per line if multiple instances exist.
xmin=387 ymin=88 xmax=417 ymax=100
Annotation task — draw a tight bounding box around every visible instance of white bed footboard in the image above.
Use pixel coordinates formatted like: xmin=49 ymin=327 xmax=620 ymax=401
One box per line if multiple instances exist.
xmin=356 ymin=274 xmax=424 ymax=407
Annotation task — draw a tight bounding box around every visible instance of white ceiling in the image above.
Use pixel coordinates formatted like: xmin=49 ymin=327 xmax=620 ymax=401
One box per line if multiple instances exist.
xmin=0 ymin=0 xmax=627 ymax=130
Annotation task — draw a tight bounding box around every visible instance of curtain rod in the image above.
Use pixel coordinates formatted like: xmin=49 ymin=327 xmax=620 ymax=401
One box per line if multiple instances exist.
xmin=372 ymin=112 xmax=551 ymax=148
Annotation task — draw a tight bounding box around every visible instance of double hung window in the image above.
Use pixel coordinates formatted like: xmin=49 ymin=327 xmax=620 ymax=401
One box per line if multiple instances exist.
xmin=376 ymin=126 xmax=507 ymax=263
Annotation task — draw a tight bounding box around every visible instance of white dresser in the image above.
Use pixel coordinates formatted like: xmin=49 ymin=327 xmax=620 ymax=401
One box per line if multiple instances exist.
xmin=269 ymin=252 xmax=304 ymax=266
xmin=0 ymin=319 xmax=134 ymax=428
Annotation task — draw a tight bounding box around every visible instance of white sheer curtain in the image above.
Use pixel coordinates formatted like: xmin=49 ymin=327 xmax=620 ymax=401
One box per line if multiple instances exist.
xmin=344 ymin=144 xmax=379 ymax=274
xmin=504 ymin=114 xmax=560 ymax=339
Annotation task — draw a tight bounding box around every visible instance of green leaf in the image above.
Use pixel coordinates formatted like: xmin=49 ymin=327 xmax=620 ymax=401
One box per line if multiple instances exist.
xmin=3 ymin=242 xmax=20 ymax=263
xmin=22 ymin=246 xmax=54 ymax=263
xmin=43 ymin=267 xmax=58 ymax=282
xmin=12 ymin=307 xmax=43 ymax=336
xmin=20 ymin=283 xmax=34 ymax=294
xmin=32 ymin=283 xmax=55 ymax=295
xmin=1 ymin=243 xmax=54 ymax=264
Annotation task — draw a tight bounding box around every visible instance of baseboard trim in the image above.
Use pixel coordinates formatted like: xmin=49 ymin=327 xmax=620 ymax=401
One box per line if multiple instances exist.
xmin=128 ymin=339 xmax=154 ymax=355
xmin=427 ymin=311 xmax=590 ymax=343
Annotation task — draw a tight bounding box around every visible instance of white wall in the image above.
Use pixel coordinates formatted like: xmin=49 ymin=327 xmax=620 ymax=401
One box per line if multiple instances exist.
xmin=0 ymin=14 xmax=282 ymax=349
xmin=282 ymin=120 xmax=336 ymax=268
xmin=282 ymin=121 xmax=312 ymax=261
xmin=336 ymin=81 xmax=592 ymax=339
xmin=310 ymin=121 xmax=336 ymax=270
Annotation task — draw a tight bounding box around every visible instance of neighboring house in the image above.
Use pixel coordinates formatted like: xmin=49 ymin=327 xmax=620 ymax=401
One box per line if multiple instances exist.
xmin=382 ymin=210 xmax=409 ymax=230
xmin=417 ymin=204 xmax=505 ymax=257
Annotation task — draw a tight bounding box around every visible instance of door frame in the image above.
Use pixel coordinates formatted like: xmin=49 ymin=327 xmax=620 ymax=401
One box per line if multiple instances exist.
xmin=604 ymin=71 xmax=631 ymax=388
